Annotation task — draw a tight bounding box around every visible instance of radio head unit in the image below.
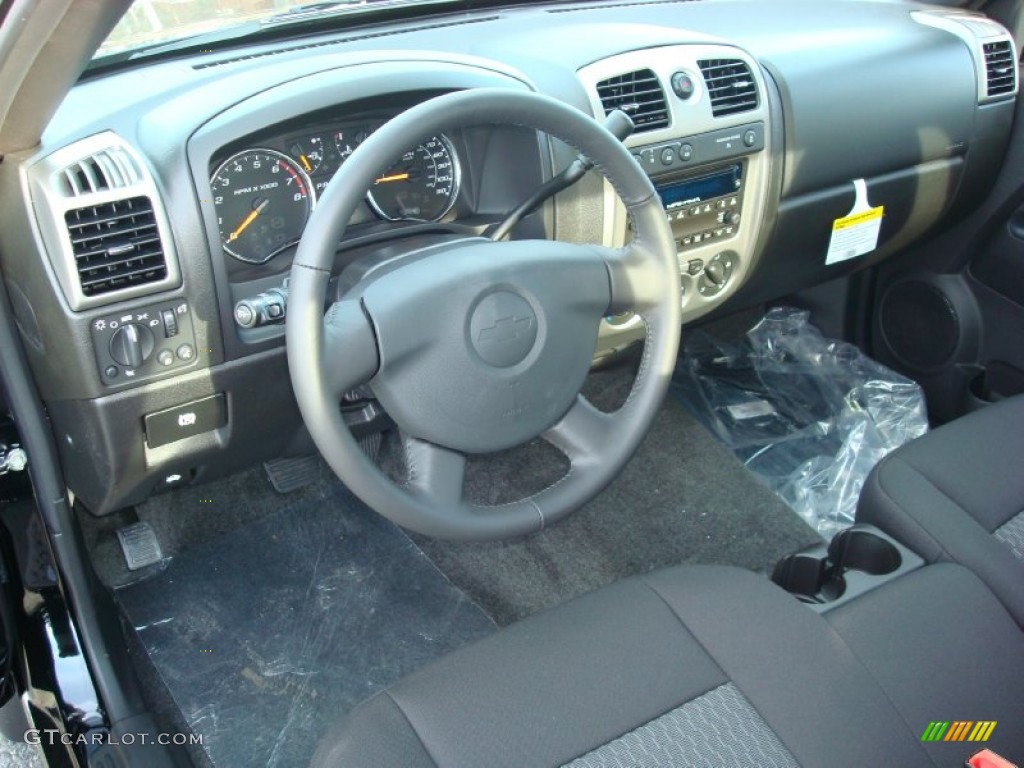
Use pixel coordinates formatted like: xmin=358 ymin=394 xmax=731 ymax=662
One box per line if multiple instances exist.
xmin=656 ymin=163 xmax=744 ymax=252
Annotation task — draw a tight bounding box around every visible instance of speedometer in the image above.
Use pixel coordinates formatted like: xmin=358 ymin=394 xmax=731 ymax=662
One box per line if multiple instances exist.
xmin=367 ymin=135 xmax=459 ymax=222
xmin=211 ymin=149 xmax=314 ymax=264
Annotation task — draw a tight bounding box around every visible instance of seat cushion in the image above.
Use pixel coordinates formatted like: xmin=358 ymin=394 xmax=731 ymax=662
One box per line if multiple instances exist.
xmin=857 ymin=394 xmax=1024 ymax=627
xmin=826 ymin=563 xmax=1024 ymax=762
xmin=313 ymin=565 xmax=953 ymax=768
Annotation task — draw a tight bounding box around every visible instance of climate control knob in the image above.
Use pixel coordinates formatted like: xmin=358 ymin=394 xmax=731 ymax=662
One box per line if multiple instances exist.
xmin=109 ymin=322 xmax=155 ymax=369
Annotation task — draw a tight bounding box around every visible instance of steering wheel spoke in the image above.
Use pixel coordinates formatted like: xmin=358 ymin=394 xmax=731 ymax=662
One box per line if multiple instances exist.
xmin=597 ymin=241 xmax=666 ymax=314
xmin=404 ymin=437 xmax=466 ymax=508
xmin=543 ymin=395 xmax=615 ymax=466
xmin=322 ymin=300 xmax=379 ymax=398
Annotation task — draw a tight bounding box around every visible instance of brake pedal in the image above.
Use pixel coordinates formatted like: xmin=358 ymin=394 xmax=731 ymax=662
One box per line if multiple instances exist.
xmin=116 ymin=522 xmax=164 ymax=571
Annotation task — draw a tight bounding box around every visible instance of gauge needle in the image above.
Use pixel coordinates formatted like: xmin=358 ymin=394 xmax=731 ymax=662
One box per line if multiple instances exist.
xmin=298 ymin=155 xmax=312 ymax=172
xmin=375 ymin=172 xmax=410 ymax=184
xmin=227 ymin=198 xmax=268 ymax=243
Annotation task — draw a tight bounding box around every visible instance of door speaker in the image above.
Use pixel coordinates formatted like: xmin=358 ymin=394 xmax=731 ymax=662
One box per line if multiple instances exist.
xmin=879 ymin=280 xmax=960 ymax=371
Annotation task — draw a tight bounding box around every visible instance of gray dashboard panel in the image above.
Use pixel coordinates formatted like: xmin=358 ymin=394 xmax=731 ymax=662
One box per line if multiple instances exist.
xmin=1 ymin=0 xmax=1015 ymax=514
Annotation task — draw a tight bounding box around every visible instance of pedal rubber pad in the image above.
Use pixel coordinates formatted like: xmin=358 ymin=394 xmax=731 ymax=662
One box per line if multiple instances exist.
xmin=116 ymin=521 xmax=164 ymax=571
xmin=264 ymin=455 xmax=320 ymax=493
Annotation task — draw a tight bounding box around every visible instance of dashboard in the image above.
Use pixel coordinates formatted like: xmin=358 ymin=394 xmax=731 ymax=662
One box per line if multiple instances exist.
xmin=0 ymin=0 xmax=1018 ymax=515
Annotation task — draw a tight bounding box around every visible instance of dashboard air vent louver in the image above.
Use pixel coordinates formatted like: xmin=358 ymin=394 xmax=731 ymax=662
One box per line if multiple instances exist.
xmin=64 ymin=196 xmax=167 ymax=297
xmin=983 ymin=40 xmax=1016 ymax=97
xmin=595 ymin=69 xmax=669 ymax=132
xmin=698 ymin=59 xmax=759 ymax=117
xmin=61 ymin=147 xmax=140 ymax=197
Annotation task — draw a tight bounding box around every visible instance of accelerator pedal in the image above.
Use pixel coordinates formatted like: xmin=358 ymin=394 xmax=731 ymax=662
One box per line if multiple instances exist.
xmin=116 ymin=521 xmax=164 ymax=571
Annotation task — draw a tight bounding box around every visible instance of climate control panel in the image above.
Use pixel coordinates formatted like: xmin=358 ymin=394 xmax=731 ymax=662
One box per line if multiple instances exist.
xmin=91 ymin=300 xmax=197 ymax=385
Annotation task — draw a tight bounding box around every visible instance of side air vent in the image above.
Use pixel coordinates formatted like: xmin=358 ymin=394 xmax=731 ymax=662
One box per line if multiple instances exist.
xmin=698 ymin=59 xmax=759 ymax=117
xmin=595 ymin=69 xmax=669 ymax=131
xmin=61 ymin=146 xmax=140 ymax=196
xmin=984 ymin=40 xmax=1016 ymax=97
xmin=912 ymin=12 xmax=1018 ymax=104
xmin=64 ymin=197 xmax=167 ymax=297
xmin=28 ymin=132 xmax=180 ymax=310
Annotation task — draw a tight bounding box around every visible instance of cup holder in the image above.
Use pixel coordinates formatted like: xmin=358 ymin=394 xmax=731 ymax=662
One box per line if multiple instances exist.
xmin=828 ymin=526 xmax=901 ymax=575
xmin=771 ymin=551 xmax=845 ymax=604
xmin=772 ymin=525 xmax=907 ymax=606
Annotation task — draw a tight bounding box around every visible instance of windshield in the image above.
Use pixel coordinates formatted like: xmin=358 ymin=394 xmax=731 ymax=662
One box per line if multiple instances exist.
xmin=94 ymin=0 xmax=459 ymax=60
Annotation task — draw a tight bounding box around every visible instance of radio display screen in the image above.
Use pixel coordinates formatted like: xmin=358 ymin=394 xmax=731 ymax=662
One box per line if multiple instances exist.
xmin=658 ymin=166 xmax=740 ymax=208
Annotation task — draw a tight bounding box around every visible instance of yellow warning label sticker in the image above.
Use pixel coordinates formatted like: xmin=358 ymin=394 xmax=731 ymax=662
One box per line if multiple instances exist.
xmin=826 ymin=205 xmax=884 ymax=265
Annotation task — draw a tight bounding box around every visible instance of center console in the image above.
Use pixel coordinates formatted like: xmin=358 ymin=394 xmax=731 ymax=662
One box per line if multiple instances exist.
xmin=578 ymin=44 xmax=774 ymax=352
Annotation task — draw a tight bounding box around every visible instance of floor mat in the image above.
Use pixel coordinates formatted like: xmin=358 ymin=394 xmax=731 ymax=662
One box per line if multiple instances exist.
xmin=673 ymin=307 xmax=929 ymax=538
xmin=114 ymin=484 xmax=495 ymax=768
xmin=416 ymin=361 xmax=821 ymax=626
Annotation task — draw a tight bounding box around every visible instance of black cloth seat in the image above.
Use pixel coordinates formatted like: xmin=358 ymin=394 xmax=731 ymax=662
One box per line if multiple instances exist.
xmin=857 ymin=394 xmax=1024 ymax=628
xmin=313 ymin=563 xmax=1024 ymax=767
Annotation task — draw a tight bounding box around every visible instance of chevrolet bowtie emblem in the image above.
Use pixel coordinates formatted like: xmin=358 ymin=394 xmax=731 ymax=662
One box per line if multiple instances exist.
xmin=477 ymin=315 xmax=533 ymax=344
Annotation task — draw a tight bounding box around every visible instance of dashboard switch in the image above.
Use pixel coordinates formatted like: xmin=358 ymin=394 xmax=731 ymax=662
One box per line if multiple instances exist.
xmin=162 ymin=309 xmax=179 ymax=337
xmin=109 ymin=323 xmax=155 ymax=369
xmin=234 ymin=302 xmax=256 ymax=328
xmin=234 ymin=286 xmax=289 ymax=329
xmin=144 ymin=394 xmax=227 ymax=449
xmin=670 ymin=71 xmax=696 ymax=100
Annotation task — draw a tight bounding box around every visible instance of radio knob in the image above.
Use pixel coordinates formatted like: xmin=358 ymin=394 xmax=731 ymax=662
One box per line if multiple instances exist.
xmin=725 ymin=211 xmax=741 ymax=226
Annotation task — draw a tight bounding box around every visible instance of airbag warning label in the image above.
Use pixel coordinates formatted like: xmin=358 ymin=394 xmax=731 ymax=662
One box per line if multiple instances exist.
xmin=826 ymin=207 xmax=884 ymax=264
xmin=826 ymin=178 xmax=884 ymax=265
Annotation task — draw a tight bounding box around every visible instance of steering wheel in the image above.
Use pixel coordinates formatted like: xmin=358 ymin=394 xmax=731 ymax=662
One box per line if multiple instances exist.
xmin=286 ymin=88 xmax=680 ymax=541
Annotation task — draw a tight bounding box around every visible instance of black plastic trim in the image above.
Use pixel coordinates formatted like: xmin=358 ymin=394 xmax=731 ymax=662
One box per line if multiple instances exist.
xmin=0 ymin=265 xmax=178 ymax=765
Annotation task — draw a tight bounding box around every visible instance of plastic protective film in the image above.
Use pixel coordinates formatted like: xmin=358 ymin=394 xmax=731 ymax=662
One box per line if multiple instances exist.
xmin=674 ymin=307 xmax=929 ymax=539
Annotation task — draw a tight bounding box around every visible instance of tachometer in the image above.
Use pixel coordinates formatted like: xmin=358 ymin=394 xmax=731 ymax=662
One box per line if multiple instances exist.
xmin=211 ymin=149 xmax=314 ymax=264
xmin=367 ymin=135 xmax=459 ymax=222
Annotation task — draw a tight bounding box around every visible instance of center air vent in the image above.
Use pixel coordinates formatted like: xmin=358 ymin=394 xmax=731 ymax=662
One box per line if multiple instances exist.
xmin=983 ymin=40 xmax=1016 ymax=96
xmin=595 ymin=69 xmax=669 ymax=132
xmin=698 ymin=59 xmax=759 ymax=117
xmin=65 ymin=197 xmax=168 ymax=297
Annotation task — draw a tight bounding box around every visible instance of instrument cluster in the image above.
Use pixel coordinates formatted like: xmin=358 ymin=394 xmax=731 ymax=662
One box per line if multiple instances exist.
xmin=210 ymin=116 xmax=461 ymax=264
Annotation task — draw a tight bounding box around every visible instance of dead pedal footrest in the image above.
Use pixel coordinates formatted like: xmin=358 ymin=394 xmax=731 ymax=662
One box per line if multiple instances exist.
xmin=116 ymin=521 xmax=164 ymax=571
